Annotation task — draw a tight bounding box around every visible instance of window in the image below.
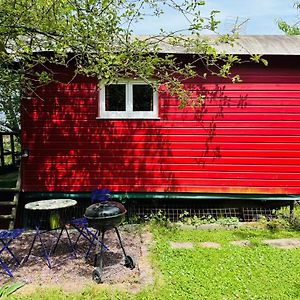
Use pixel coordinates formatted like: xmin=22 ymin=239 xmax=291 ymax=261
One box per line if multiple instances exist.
xmin=98 ymin=81 xmax=159 ymax=119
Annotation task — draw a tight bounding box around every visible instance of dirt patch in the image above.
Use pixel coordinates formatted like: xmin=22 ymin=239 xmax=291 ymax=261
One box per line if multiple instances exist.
xmin=263 ymin=238 xmax=300 ymax=249
xmin=0 ymin=226 xmax=154 ymax=294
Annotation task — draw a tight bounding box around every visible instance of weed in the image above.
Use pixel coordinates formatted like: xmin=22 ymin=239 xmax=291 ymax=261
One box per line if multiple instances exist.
xmin=177 ymin=211 xmax=216 ymax=226
xmin=216 ymin=217 xmax=239 ymax=227
xmin=146 ymin=210 xmax=171 ymax=227
xmin=177 ymin=212 xmax=239 ymax=228
xmin=289 ymin=217 xmax=300 ymax=230
xmin=258 ymin=205 xmax=300 ymax=230
xmin=0 ymin=282 xmax=25 ymax=297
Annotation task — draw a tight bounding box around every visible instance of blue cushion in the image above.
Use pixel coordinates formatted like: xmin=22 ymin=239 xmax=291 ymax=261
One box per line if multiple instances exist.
xmin=91 ymin=188 xmax=111 ymax=203
xmin=0 ymin=228 xmax=24 ymax=240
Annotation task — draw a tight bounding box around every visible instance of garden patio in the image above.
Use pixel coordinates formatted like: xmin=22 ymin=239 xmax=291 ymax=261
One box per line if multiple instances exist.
xmin=0 ymin=214 xmax=299 ymax=300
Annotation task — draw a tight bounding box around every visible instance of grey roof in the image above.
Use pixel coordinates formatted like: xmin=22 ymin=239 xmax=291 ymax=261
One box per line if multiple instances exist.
xmin=138 ymin=35 xmax=300 ymax=55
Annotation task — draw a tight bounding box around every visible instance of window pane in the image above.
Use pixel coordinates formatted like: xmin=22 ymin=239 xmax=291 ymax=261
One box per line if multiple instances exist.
xmin=105 ymin=84 xmax=126 ymax=111
xmin=133 ymin=85 xmax=153 ymax=111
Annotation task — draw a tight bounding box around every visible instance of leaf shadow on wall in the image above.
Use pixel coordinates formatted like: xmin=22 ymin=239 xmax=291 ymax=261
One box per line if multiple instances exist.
xmin=21 ymin=66 xmax=250 ymax=195
xmin=161 ymin=82 xmax=249 ymax=170
xmin=21 ymin=72 xmax=177 ymax=193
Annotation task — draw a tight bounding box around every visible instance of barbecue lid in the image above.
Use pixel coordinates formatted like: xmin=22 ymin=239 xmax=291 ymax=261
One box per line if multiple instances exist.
xmin=84 ymin=201 xmax=125 ymax=219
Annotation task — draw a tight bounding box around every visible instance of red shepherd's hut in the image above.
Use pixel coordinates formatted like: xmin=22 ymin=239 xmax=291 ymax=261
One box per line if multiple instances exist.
xmin=21 ymin=35 xmax=300 ymax=217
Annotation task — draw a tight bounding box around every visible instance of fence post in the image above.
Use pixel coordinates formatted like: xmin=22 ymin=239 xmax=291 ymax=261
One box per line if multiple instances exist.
xmin=10 ymin=134 xmax=16 ymax=165
xmin=0 ymin=133 xmax=4 ymax=167
xmin=290 ymin=200 xmax=295 ymax=220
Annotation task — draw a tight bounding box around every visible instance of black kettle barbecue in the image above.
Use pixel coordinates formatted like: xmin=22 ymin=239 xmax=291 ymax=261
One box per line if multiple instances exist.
xmin=84 ymin=200 xmax=135 ymax=283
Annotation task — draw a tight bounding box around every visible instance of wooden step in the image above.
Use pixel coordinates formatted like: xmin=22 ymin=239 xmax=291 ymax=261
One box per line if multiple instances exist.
xmin=0 ymin=201 xmax=15 ymax=206
xmin=0 ymin=170 xmax=20 ymax=229
xmin=0 ymin=187 xmax=19 ymax=192
xmin=0 ymin=214 xmax=14 ymax=219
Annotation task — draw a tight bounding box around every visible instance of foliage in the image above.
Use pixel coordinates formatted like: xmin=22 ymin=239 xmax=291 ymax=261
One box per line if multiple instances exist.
xmin=290 ymin=217 xmax=300 ymax=230
xmin=178 ymin=211 xmax=215 ymax=225
xmin=0 ymin=282 xmax=25 ymax=298
xmin=273 ymin=204 xmax=300 ymax=230
xmin=278 ymin=2 xmax=300 ymax=35
xmin=258 ymin=215 xmax=291 ymax=230
xmin=0 ymin=133 xmax=21 ymax=167
xmin=216 ymin=216 xmax=239 ymax=227
xmin=0 ymin=68 xmax=20 ymax=132
xmin=290 ymin=204 xmax=300 ymax=229
xmin=146 ymin=210 xmax=172 ymax=228
xmin=177 ymin=211 xmax=239 ymax=227
xmin=0 ymin=0 xmax=265 ymax=126
xmin=130 ymin=206 xmax=300 ymax=232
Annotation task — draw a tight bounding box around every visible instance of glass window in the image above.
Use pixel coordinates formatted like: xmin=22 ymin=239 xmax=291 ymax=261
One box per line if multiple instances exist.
xmin=133 ymin=84 xmax=153 ymax=111
xmin=98 ymin=81 xmax=159 ymax=119
xmin=105 ymin=84 xmax=126 ymax=111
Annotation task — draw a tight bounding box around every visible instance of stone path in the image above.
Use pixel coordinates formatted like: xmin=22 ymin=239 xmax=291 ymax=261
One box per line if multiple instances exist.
xmin=230 ymin=240 xmax=251 ymax=247
xmin=199 ymin=242 xmax=221 ymax=249
xmin=169 ymin=242 xmax=194 ymax=249
xmin=263 ymin=238 xmax=300 ymax=249
xmin=169 ymin=238 xmax=300 ymax=249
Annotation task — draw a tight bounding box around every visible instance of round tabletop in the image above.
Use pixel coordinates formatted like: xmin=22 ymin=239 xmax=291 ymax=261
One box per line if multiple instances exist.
xmin=25 ymin=199 xmax=77 ymax=211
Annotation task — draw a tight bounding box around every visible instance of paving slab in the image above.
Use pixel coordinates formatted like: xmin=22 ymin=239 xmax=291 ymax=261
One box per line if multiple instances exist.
xmin=199 ymin=242 xmax=221 ymax=249
xmin=263 ymin=238 xmax=300 ymax=249
xmin=230 ymin=240 xmax=251 ymax=247
xmin=170 ymin=242 xmax=194 ymax=249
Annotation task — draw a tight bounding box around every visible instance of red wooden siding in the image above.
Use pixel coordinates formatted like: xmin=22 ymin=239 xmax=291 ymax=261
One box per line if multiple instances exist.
xmin=21 ymin=56 xmax=300 ymax=194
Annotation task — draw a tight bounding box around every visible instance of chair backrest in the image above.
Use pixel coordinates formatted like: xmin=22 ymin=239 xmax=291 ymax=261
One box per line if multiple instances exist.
xmin=0 ymin=228 xmax=24 ymax=240
xmin=91 ymin=188 xmax=111 ymax=203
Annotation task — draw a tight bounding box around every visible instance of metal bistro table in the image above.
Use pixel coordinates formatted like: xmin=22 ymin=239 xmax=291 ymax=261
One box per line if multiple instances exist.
xmin=24 ymin=199 xmax=77 ymax=268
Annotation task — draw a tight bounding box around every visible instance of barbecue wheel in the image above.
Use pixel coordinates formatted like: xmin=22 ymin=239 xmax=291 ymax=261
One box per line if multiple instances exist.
xmin=92 ymin=268 xmax=102 ymax=284
xmin=124 ymin=255 xmax=135 ymax=269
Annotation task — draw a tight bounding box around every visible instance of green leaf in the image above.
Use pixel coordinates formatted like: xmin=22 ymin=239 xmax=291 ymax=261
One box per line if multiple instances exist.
xmin=0 ymin=282 xmax=25 ymax=297
xmin=261 ymin=58 xmax=268 ymax=66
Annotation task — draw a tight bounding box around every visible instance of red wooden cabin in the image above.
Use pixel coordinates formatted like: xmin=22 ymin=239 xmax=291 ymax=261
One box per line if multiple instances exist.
xmin=20 ymin=36 xmax=300 ymax=208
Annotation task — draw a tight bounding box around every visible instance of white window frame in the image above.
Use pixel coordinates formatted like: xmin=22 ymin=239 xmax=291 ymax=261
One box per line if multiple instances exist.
xmin=98 ymin=80 xmax=159 ymax=119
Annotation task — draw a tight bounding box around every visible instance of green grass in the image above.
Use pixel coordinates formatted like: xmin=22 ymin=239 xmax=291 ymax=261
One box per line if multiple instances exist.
xmin=12 ymin=226 xmax=300 ymax=300
xmin=146 ymin=226 xmax=300 ymax=300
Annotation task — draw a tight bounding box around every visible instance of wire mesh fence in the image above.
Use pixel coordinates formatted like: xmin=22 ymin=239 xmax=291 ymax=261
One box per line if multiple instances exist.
xmin=20 ymin=197 xmax=294 ymax=228
xmin=127 ymin=206 xmax=277 ymax=222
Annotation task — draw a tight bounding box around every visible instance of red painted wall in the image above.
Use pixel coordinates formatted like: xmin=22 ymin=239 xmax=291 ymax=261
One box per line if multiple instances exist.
xmin=21 ymin=56 xmax=300 ymax=194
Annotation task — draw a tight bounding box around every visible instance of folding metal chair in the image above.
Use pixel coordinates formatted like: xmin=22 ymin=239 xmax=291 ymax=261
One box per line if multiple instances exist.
xmin=0 ymin=228 xmax=24 ymax=277
xmin=70 ymin=188 xmax=110 ymax=258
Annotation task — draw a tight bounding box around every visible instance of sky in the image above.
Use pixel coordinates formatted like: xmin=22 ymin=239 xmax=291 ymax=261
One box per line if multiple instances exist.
xmin=134 ymin=0 xmax=299 ymax=35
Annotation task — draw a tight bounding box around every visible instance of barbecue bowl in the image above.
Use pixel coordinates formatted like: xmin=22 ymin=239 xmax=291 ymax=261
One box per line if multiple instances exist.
xmin=84 ymin=201 xmax=127 ymax=231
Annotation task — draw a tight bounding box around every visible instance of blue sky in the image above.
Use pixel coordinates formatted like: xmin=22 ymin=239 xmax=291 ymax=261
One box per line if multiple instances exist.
xmin=134 ymin=0 xmax=299 ymax=35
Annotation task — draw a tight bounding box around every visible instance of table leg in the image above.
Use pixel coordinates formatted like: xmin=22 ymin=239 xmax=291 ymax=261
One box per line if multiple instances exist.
xmin=52 ymin=227 xmax=63 ymax=254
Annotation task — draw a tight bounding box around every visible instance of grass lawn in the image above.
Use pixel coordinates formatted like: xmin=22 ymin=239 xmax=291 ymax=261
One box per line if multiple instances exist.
xmin=144 ymin=226 xmax=300 ymax=300
xmin=10 ymin=225 xmax=300 ymax=300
